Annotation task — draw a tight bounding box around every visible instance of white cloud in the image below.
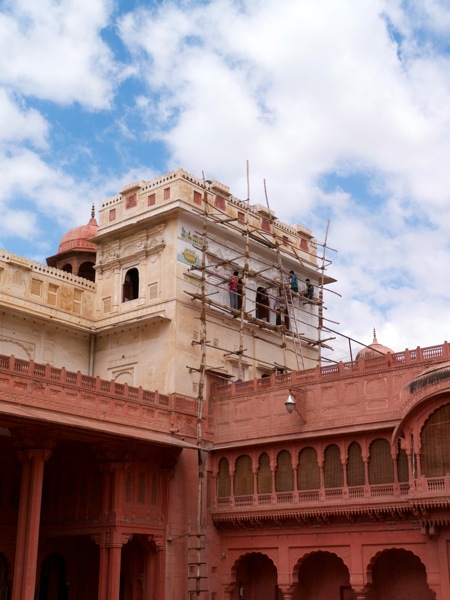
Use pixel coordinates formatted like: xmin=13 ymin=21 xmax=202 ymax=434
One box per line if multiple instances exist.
xmin=0 ymin=0 xmax=118 ymax=108
xmin=2 ymin=0 xmax=450 ymax=360
xmin=0 ymin=88 xmax=48 ymax=146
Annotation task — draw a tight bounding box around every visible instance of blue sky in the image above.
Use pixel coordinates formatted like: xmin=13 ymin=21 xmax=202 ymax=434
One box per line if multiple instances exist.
xmin=1 ymin=0 xmax=450 ymax=361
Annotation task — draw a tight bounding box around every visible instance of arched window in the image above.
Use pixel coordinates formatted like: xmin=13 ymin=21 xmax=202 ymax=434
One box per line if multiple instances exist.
xmin=78 ymin=261 xmax=95 ymax=282
xmin=257 ymin=453 xmax=272 ymax=494
xmin=61 ymin=263 xmax=72 ymax=273
xmin=217 ymin=458 xmax=231 ymax=498
xmin=369 ymin=439 xmax=394 ymax=484
xmin=275 ymin=450 xmax=293 ymax=492
xmin=323 ymin=444 xmax=343 ymax=488
xmin=234 ymin=455 xmax=253 ymax=496
xmin=421 ymin=403 xmax=450 ymax=477
xmin=298 ymin=447 xmax=320 ymax=490
xmin=123 ymin=268 xmax=139 ymax=302
xmin=347 ymin=442 xmax=365 ymax=486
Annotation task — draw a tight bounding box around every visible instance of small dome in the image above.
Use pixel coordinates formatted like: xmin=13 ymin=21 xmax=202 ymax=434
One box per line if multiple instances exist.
xmin=57 ymin=208 xmax=98 ymax=254
xmin=356 ymin=329 xmax=393 ymax=360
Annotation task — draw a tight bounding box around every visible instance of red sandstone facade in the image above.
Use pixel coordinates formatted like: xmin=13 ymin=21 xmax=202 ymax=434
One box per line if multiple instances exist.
xmin=1 ymin=342 xmax=450 ymax=598
xmin=1 ymin=170 xmax=449 ymax=599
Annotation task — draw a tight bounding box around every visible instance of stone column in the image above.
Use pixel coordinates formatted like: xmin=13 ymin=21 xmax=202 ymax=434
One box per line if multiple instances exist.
xmin=95 ymin=534 xmax=109 ymax=600
xmin=12 ymin=444 xmax=53 ymax=600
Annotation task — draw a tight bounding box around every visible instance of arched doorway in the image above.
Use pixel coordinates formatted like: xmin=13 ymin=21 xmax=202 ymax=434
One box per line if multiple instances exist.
xmin=37 ymin=553 xmax=68 ymax=600
xmin=233 ymin=552 xmax=281 ymax=600
xmin=293 ymin=551 xmax=355 ymax=600
xmin=367 ymin=548 xmax=434 ymax=600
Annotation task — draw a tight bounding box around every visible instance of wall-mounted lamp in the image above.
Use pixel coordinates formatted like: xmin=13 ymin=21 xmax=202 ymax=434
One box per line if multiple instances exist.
xmin=285 ymin=393 xmax=297 ymax=414
xmin=285 ymin=390 xmax=306 ymax=421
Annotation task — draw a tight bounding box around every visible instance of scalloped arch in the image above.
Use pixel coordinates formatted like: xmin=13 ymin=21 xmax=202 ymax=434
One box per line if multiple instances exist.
xmin=293 ymin=549 xmax=350 ymax=580
xmin=230 ymin=551 xmax=278 ymax=582
xmin=366 ymin=547 xmax=430 ymax=586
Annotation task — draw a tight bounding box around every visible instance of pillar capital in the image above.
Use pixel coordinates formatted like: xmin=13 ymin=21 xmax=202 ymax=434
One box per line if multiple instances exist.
xmin=92 ymin=529 xmax=133 ymax=548
xmin=278 ymin=586 xmax=295 ymax=600
xmin=148 ymin=533 xmax=164 ymax=552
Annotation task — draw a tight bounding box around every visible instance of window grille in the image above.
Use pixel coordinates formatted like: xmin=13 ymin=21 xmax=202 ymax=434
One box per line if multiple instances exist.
xmin=275 ymin=450 xmax=293 ymax=492
xmin=369 ymin=439 xmax=394 ymax=484
xmin=261 ymin=218 xmax=271 ymax=232
xmin=126 ymin=193 xmax=137 ymax=209
xmin=323 ymin=445 xmax=343 ymax=488
xmin=257 ymin=453 xmax=272 ymax=494
xmin=217 ymin=458 xmax=231 ymax=497
xmin=298 ymin=447 xmax=320 ymax=490
xmin=193 ymin=191 xmax=202 ymax=205
xmin=234 ymin=455 xmax=253 ymax=496
xmin=148 ymin=193 xmax=156 ymax=206
xmin=151 ymin=474 xmax=158 ymax=504
xmin=214 ymin=195 xmax=226 ymax=210
xmin=421 ymin=403 xmax=450 ymax=477
xmin=137 ymin=472 xmax=146 ymax=503
xmin=347 ymin=442 xmax=365 ymax=486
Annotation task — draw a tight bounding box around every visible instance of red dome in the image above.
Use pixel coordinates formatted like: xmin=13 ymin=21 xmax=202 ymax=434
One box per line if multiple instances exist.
xmin=356 ymin=330 xmax=393 ymax=360
xmin=57 ymin=216 xmax=98 ymax=254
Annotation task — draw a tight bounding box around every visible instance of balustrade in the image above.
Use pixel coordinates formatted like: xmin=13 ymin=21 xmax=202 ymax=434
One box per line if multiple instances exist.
xmin=213 ymin=476 xmax=450 ymax=514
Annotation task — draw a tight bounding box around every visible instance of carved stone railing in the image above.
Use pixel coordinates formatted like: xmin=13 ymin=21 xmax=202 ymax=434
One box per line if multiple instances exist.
xmin=213 ymin=341 xmax=450 ymax=399
xmin=212 ymin=477 xmax=450 ymax=514
xmin=0 ymin=354 xmax=200 ymax=442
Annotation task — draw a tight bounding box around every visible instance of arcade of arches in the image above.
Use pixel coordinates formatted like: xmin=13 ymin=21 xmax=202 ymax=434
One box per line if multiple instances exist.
xmin=228 ymin=549 xmax=434 ymax=600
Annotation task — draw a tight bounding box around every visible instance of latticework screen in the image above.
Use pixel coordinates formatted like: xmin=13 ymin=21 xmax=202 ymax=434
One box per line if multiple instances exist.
xmin=217 ymin=458 xmax=231 ymax=497
xmin=234 ymin=455 xmax=253 ymax=496
xmin=421 ymin=403 xmax=450 ymax=477
xmin=323 ymin=444 xmax=343 ymax=488
xmin=275 ymin=450 xmax=294 ymax=492
xmin=257 ymin=453 xmax=272 ymax=494
xmin=368 ymin=439 xmax=394 ymax=484
xmin=347 ymin=442 xmax=365 ymax=486
xmin=297 ymin=447 xmax=320 ymax=490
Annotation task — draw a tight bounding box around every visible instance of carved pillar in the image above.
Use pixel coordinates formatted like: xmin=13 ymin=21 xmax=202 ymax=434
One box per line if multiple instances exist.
xmin=229 ymin=467 xmax=235 ymax=507
xmin=270 ymin=459 xmax=276 ymax=503
xmin=363 ymin=458 xmax=370 ymax=497
xmin=93 ymin=531 xmax=132 ymax=600
xmin=342 ymin=458 xmax=349 ymax=499
xmin=292 ymin=459 xmax=299 ymax=502
xmin=112 ymin=267 xmax=121 ymax=310
xmin=147 ymin=534 xmax=164 ymax=600
xmin=107 ymin=537 xmax=124 ymax=600
xmin=12 ymin=443 xmax=54 ymax=600
xmin=95 ymin=533 xmax=109 ymax=600
xmin=252 ymin=466 xmax=258 ymax=506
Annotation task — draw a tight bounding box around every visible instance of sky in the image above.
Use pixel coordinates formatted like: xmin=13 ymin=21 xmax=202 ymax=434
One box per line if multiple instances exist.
xmin=1 ymin=0 xmax=450 ymax=363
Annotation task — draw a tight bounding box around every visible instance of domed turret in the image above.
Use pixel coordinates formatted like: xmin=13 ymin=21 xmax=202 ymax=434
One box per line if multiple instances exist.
xmin=356 ymin=329 xmax=393 ymax=360
xmin=46 ymin=206 xmax=98 ymax=282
